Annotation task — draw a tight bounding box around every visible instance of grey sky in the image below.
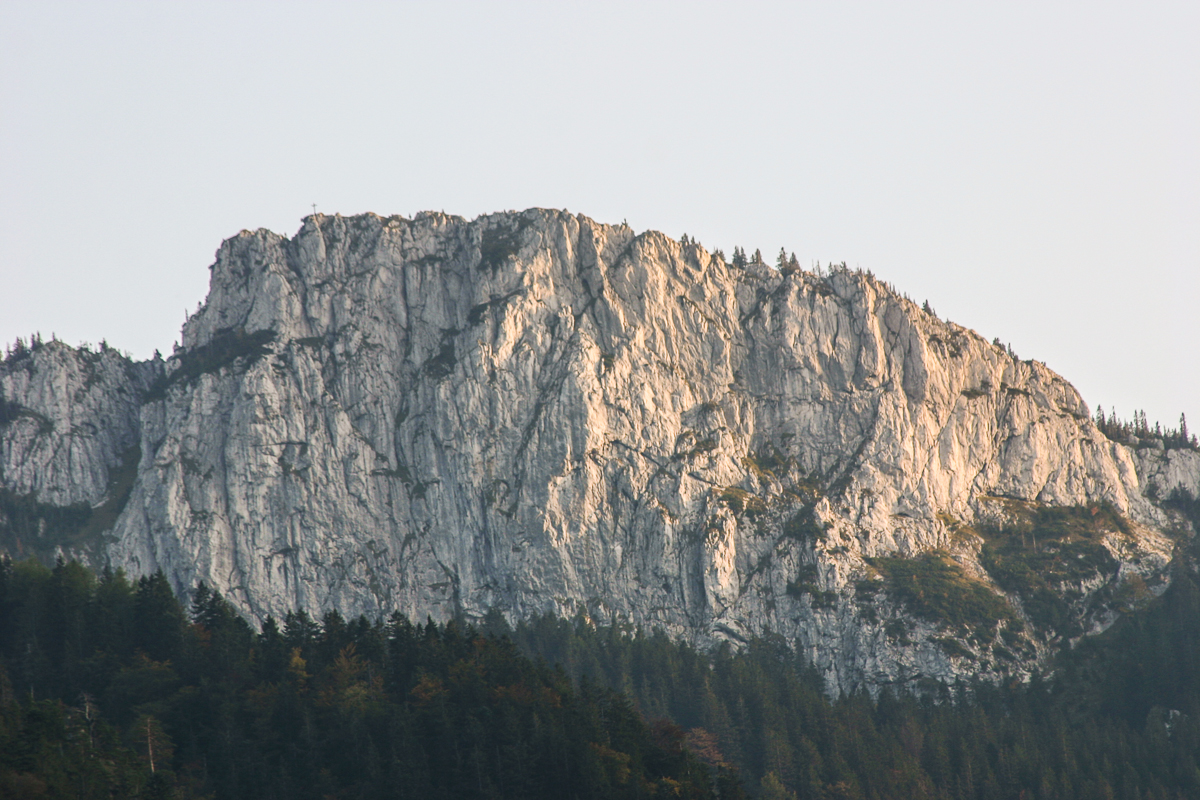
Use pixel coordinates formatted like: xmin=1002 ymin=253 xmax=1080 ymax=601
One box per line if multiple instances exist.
xmin=2 ymin=1 xmax=1196 ymax=431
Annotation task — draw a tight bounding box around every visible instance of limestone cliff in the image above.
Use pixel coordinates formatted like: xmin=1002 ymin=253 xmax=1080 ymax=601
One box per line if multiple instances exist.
xmin=3 ymin=209 xmax=1197 ymax=692
xmin=0 ymin=341 xmax=159 ymax=562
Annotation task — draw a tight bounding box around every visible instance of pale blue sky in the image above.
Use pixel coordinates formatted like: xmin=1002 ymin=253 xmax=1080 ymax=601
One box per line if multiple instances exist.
xmin=2 ymin=1 xmax=1197 ymax=430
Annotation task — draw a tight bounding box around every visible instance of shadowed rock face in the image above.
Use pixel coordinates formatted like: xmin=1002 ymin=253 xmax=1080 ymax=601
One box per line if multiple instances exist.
xmin=3 ymin=209 xmax=1198 ymax=692
xmin=0 ymin=341 xmax=160 ymax=564
xmin=1 ymin=343 xmax=157 ymax=507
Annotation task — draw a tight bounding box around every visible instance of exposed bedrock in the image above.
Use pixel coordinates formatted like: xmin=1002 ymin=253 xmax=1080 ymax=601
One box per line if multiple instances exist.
xmin=4 ymin=209 xmax=1197 ymax=692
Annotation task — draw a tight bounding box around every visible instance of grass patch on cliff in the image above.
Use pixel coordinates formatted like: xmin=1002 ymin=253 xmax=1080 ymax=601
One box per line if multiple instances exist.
xmin=0 ymin=398 xmax=53 ymax=434
xmin=741 ymin=454 xmax=776 ymax=483
xmin=782 ymin=507 xmax=828 ymax=541
xmin=479 ymin=222 xmax=528 ymax=273
xmin=674 ymin=430 xmax=717 ymax=460
xmin=145 ymin=327 xmax=276 ymax=400
xmin=786 ymin=564 xmax=839 ymax=608
xmin=868 ymin=551 xmax=1015 ymax=641
xmin=0 ymin=445 xmax=139 ymax=566
xmin=718 ymin=487 xmax=767 ymax=517
xmin=978 ymin=497 xmax=1131 ymax=541
xmin=741 ymin=445 xmax=824 ymax=497
xmin=977 ymin=500 xmax=1122 ymax=636
xmin=741 ymin=443 xmax=797 ymax=482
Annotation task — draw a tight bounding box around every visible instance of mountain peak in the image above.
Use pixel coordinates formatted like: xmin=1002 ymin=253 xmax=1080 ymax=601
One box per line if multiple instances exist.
xmin=3 ymin=208 xmax=1198 ymax=693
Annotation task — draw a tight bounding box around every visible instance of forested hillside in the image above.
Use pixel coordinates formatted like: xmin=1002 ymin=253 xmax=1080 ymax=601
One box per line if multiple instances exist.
xmin=3 ymin=538 xmax=1200 ymax=799
xmin=0 ymin=561 xmax=727 ymax=799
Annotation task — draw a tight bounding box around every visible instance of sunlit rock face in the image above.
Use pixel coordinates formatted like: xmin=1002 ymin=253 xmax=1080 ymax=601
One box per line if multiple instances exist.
xmin=4 ymin=209 xmax=1198 ymax=692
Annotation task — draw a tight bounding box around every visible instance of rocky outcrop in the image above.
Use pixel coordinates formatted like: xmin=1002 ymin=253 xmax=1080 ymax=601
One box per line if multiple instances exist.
xmin=3 ymin=209 xmax=1198 ymax=692
xmin=0 ymin=341 xmax=160 ymax=561
xmin=1 ymin=342 xmax=156 ymax=506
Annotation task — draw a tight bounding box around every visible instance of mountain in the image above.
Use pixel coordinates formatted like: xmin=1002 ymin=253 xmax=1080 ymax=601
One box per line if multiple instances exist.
xmin=2 ymin=208 xmax=1198 ymax=693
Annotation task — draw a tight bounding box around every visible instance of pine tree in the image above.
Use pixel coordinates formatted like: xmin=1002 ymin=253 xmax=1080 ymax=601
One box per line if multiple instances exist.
xmin=133 ymin=571 xmax=185 ymax=662
xmin=135 ymin=713 xmax=173 ymax=774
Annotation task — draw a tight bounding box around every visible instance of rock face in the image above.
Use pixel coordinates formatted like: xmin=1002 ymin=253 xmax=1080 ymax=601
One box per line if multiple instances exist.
xmin=1 ymin=342 xmax=156 ymax=507
xmin=3 ymin=209 xmax=1198 ymax=692
xmin=0 ymin=341 xmax=159 ymax=562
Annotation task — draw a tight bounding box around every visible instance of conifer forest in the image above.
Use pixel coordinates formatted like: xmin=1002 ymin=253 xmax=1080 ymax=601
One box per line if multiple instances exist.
xmin=3 ymin=511 xmax=1200 ymax=800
